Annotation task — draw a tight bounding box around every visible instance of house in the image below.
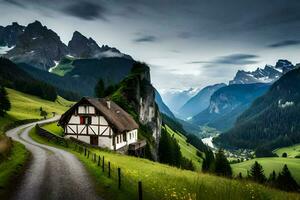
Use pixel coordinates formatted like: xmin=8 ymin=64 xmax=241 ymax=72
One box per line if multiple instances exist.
xmin=58 ymin=97 xmax=144 ymax=152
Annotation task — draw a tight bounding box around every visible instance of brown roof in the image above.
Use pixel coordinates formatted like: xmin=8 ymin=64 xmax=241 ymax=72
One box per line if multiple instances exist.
xmin=58 ymin=97 xmax=139 ymax=133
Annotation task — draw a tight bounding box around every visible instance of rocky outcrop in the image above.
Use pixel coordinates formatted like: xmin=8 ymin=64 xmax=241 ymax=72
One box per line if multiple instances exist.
xmin=111 ymin=62 xmax=161 ymax=159
xmin=0 ymin=22 xmax=25 ymax=47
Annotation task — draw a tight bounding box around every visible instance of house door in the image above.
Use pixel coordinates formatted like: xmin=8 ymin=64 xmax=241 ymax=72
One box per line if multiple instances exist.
xmin=90 ymin=136 xmax=98 ymax=146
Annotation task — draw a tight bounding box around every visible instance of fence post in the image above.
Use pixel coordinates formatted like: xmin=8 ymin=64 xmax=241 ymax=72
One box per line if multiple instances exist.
xmin=98 ymin=155 xmax=100 ymax=166
xmin=84 ymin=148 xmax=86 ymax=156
xmin=138 ymin=181 xmax=143 ymax=200
xmin=102 ymin=156 xmax=105 ymax=172
xmin=87 ymin=150 xmax=90 ymax=159
xmin=118 ymin=168 xmax=121 ymax=189
xmin=108 ymin=162 xmax=111 ymax=178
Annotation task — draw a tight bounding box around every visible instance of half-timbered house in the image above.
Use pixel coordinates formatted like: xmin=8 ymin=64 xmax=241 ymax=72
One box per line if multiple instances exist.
xmin=58 ymin=97 xmax=140 ymax=151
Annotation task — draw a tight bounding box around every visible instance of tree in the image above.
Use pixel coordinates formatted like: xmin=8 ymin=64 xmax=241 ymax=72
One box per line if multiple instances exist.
xmin=249 ymin=161 xmax=266 ymax=183
xmin=0 ymin=86 xmax=11 ymax=116
xmin=214 ymin=149 xmax=232 ymax=177
xmin=39 ymin=107 xmax=48 ymax=119
xmin=282 ymin=152 xmax=287 ymax=157
xmin=202 ymin=148 xmax=215 ymax=172
xmin=95 ymin=79 xmax=105 ymax=98
xmin=268 ymin=170 xmax=277 ymax=187
xmin=276 ymin=164 xmax=299 ymax=191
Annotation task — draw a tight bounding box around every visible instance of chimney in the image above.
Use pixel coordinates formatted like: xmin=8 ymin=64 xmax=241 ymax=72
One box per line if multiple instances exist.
xmin=106 ymin=101 xmax=111 ymax=109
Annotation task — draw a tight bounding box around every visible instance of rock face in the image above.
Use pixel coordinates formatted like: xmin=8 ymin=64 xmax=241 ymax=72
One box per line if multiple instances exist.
xmin=191 ymin=83 xmax=269 ymax=131
xmin=111 ymin=62 xmax=161 ymax=159
xmin=178 ymin=83 xmax=226 ymax=119
xmin=229 ymin=60 xmax=295 ymax=85
xmin=0 ymin=22 xmax=25 ymax=47
xmin=6 ymin=21 xmax=68 ymax=71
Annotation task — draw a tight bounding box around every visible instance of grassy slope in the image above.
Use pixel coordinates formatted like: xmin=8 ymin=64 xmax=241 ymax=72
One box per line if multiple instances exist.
xmin=0 ymin=88 xmax=73 ymax=135
xmin=42 ymin=123 xmax=64 ymax=137
xmin=164 ymin=125 xmax=202 ymax=171
xmin=30 ymin=125 xmax=300 ymax=200
xmin=231 ymin=157 xmax=300 ymax=184
xmin=0 ymin=142 xmax=30 ymax=198
xmin=274 ymin=144 xmax=300 ymax=158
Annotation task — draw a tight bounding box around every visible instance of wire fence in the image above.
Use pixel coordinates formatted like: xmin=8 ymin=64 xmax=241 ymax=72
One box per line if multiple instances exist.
xmin=72 ymin=143 xmax=157 ymax=200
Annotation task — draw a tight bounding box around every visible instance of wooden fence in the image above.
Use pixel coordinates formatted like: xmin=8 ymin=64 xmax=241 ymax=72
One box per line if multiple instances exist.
xmin=36 ymin=125 xmax=152 ymax=200
xmin=35 ymin=125 xmax=68 ymax=147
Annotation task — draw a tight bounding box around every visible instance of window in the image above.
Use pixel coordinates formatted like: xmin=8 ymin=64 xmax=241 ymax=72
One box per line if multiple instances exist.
xmin=123 ymin=133 xmax=126 ymax=142
xmin=117 ymin=136 xmax=119 ymax=144
xmin=80 ymin=116 xmax=91 ymax=125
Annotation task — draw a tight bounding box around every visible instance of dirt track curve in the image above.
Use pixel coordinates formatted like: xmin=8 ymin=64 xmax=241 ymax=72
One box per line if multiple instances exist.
xmin=6 ymin=117 xmax=102 ymax=200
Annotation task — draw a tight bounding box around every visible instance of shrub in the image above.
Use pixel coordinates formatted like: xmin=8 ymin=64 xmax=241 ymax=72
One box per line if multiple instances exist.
xmin=282 ymin=152 xmax=287 ymax=157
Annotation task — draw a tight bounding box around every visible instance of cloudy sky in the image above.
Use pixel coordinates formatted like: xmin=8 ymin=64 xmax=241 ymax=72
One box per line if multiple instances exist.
xmin=1 ymin=0 xmax=300 ymax=93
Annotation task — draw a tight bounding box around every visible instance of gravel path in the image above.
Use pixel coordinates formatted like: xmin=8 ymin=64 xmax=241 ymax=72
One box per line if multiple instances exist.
xmin=6 ymin=117 xmax=102 ymax=200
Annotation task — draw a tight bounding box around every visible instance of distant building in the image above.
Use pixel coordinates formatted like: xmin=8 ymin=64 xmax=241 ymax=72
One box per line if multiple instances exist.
xmin=58 ymin=97 xmax=145 ymax=153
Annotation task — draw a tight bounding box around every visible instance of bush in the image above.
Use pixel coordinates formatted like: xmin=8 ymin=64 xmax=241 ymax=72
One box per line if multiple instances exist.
xmin=282 ymin=152 xmax=287 ymax=157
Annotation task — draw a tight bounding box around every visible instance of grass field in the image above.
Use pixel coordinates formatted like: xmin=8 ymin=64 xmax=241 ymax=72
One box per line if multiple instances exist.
xmin=164 ymin=125 xmax=202 ymax=171
xmin=0 ymin=88 xmax=73 ymax=136
xmin=0 ymin=141 xmax=30 ymax=199
xmin=29 ymin=125 xmax=300 ymax=200
xmin=274 ymin=144 xmax=300 ymax=158
xmin=231 ymin=157 xmax=300 ymax=184
xmin=42 ymin=123 xmax=64 ymax=137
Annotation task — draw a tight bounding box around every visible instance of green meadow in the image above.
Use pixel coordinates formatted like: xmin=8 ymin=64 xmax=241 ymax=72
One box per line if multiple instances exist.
xmin=29 ymin=124 xmax=300 ymax=200
xmin=231 ymin=157 xmax=300 ymax=184
xmin=0 ymin=88 xmax=73 ymax=135
xmin=274 ymin=144 xmax=300 ymax=158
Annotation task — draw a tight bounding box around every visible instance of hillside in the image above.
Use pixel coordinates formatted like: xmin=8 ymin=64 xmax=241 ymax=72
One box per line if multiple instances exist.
xmin=29 ymin=124 xmax=300 ymax=200
xmin=191 ymin=83 xmax=269 ymax=131
xmin=274 ymin=144 xmax=300 ymax=158
xmin=231 ymin=157 xmax=300 ymax=184
xmin=164 ymin=125 xmax=202 ymax=171
xmin=218 ymin=68 xmax=300 ymax=149
xmin=0 ymin=88 xmax=72 ymax=135
xmin=178 ymin=83 xmax=226 ymax=120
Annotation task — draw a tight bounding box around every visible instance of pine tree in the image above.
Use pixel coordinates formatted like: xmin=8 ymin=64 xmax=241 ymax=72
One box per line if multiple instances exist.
xmin=214 ymin=149 xmax=232 ymax=177
xmin=0 ymin=86 xmax=11 ymax=116
xmin=249 ymin=161 xmax=266 ymax=183
xmin=95 ymin=79 xmax=105 ymax=98
xmin=276 ymin=164 xmax=299 ymax=191
xmin=202 ymin=148 xmax=215 ymax=172
xmin=268 ymin=170 xmax=277 ymax=186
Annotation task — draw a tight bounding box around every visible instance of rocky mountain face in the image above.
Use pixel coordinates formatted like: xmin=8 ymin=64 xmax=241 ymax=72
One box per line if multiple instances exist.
xmin=0 ymin=21 xmax=132 ymax=71
xmin=110 ymin=62 xmax=161 ymax=159
xmin=155 ymin=89 xmax=176 ymax=119
xmin=191 ymin=83 xmax=269 ymax=131
xmin=229 ymin=60 xmax=295 ymax=85
xmin=0 ymin=22 xmax=25 ymax=47
xmin=178 ymin=83 xmax=226 ymax=120
xmin=217 ymin=67 xmax=300 ymax=150
xmin=6 ymin=21 xmax=68 ymax=71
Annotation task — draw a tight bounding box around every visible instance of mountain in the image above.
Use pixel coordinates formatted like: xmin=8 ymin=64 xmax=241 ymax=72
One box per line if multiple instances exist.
xmin=155 ymin=89 xmax=176 ymax=119
xmin=229 ymin=60 xmax=294 ymax=85
xmin=161 ymin=88 xmax=198 ymax=113
xmin=216 ymin=68 xmax=300 ymax=150
xmin=0 ymin=22 xmax=25 ymax=47
xmin=110 ymin=62 xmax=162 ymax=159
xmin=6 ymin=21 xmax=68 ymax=71
xmin=178 ymin=83 xmax=226 ymax=119
xmin=191 ymin=83 xmax=269 ymax=131
xmin=67 ymin=31 xmax=132 ymax=59
xmin=19 ymin=57 xmax=134 ymax=97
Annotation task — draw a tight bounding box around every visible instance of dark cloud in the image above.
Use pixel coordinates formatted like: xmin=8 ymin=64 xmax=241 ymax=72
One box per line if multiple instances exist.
xmin=3 ymin=0 xmax=26 ymax=8
xmin=267 ymin=40 xmax=300 ymax=48
xmin=134 ymin=35 xmax=157 ymax=43
xmin=63 ymin=1 xmax=106 ymax=20
xmin=189 ymin=54 xmax=259 ymax=66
